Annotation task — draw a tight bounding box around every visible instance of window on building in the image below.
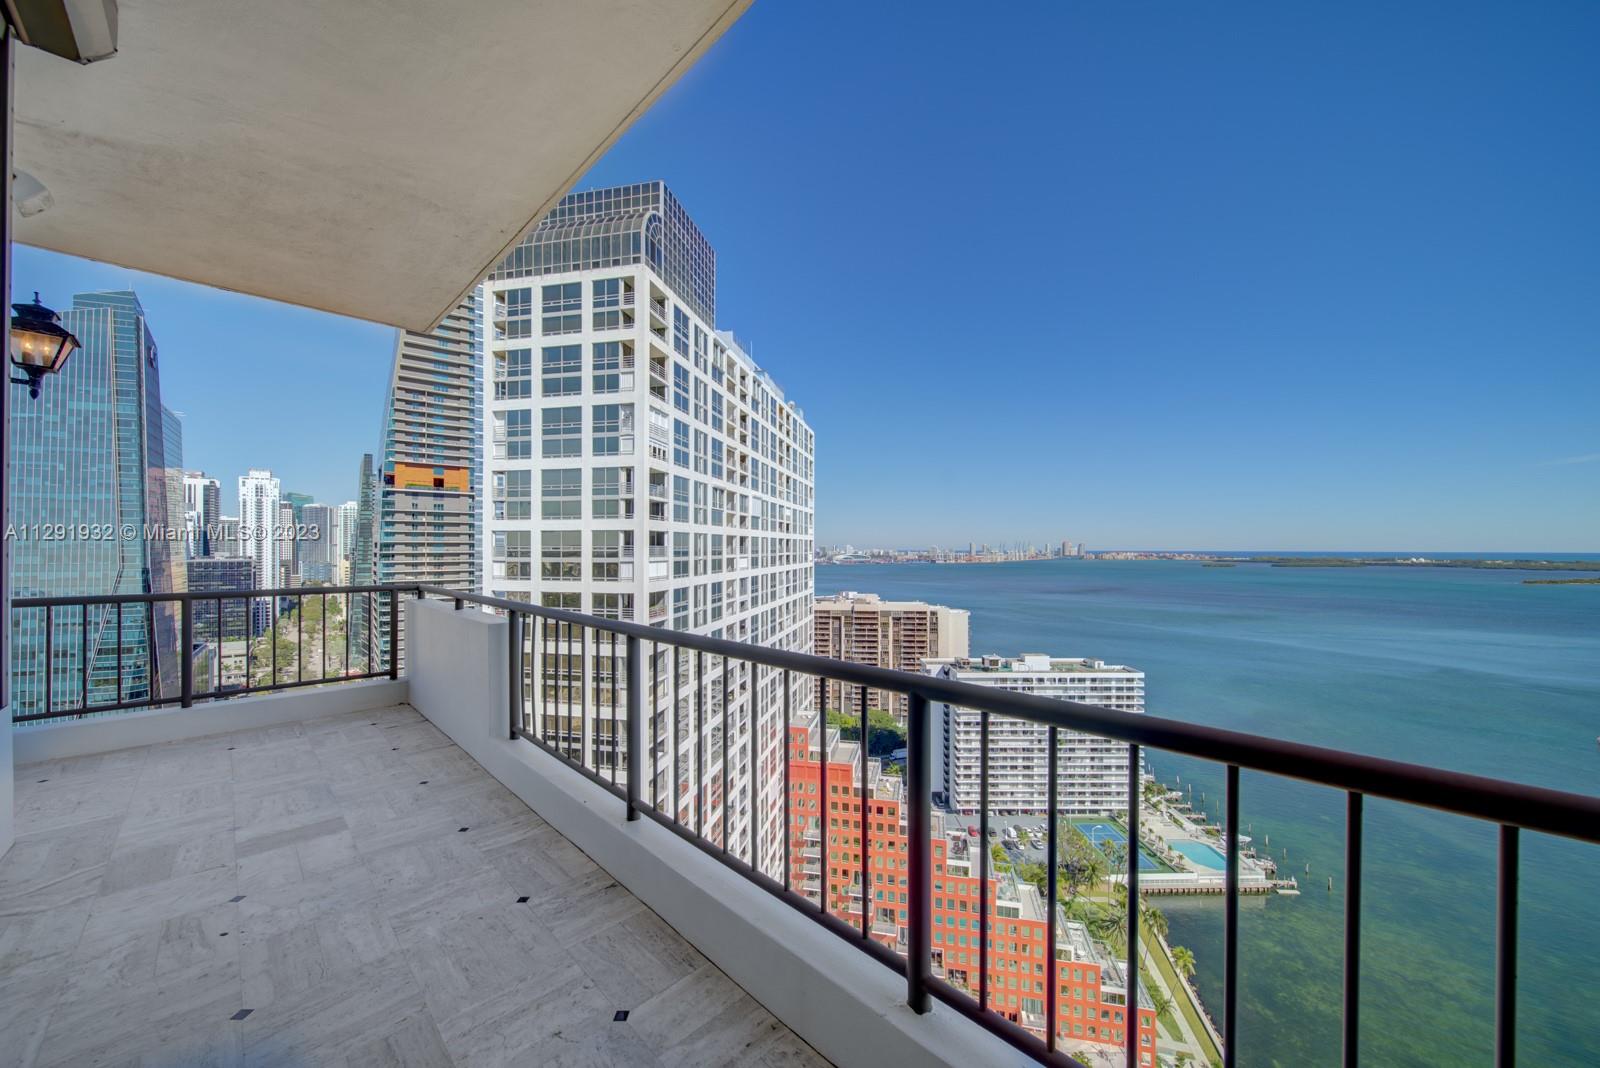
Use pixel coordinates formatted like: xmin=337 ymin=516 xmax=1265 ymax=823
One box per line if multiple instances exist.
xmin=495 ymin=348 xmax=532 ymax=399
xmin=672 ymin=419 xmax=690 ymax=468
xmin=494 ymin=469 xmax=531 ymax=520
xmin=673 ymin=307 xmax=690 ymax=356
xmin=541 ymin=345 xmax=581 ymax=397
xmin=582 ymin=468 xmax=625 ymax=522
xmin=673 ymin=531 xmax=690 ymax=578
xmin=593 ymin=530 xmax=633 ymax=581
xmin=593 ymin=592 xmax=633 ymax=621
xmin=541 ymin=468 xmax=580 ymax=519
xmin=504 ymin=409 xmax=532 ymax=459
xmin=542 ymin=282 xmax=580 ymax=313
xmin=592 ymin=341 xmax=625 ymax=393
xmin=673 ymin=363 xmax=689 ymax=413
xmin=542 ymin=406 xmax=581 ymax=457
xmin=673 ymin=475 xmax=689 ymax=522
xmin=540 ymin=530 xmax=580 ymax=580
xmin=492 ymin=530 xmax=531 ymax=579
xmin=541 ymin=592 xmax=579 ymax=610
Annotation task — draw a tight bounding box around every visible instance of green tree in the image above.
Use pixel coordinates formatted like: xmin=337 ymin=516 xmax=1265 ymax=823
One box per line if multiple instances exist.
xmin=1094 ymin=896 xmax=1129 ymax=950
xmin=1143 ymin=902 xmax=1169 ymax=943
xmin=1061 ymin=825 xmax=1107 ymax=897
xmin=825 ymin=707 xmax=904 ymax=757
xmin=1172 ymin=944 xmax=1196 ymax=981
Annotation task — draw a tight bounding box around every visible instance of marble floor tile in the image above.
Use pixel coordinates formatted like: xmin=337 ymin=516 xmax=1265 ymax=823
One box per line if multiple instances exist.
xmin=0 ymin=817 xmax=121 ymax=918
xmin=240 ymin=951 xmax=426 ymax=1066
xmin=0 ymin=703 xmax=831 ymax=1068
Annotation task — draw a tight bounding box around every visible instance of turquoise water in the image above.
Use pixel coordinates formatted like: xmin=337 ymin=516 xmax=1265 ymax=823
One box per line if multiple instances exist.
xmin=1171 ymin=839 xmax=1228 ymax=870
xmin=817 ymin=558 xmax=1600 ymax=1067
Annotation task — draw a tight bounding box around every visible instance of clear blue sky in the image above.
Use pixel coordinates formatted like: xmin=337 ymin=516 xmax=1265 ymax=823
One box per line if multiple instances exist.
xmin=15 ymin=1 xmax=1599 ymax=551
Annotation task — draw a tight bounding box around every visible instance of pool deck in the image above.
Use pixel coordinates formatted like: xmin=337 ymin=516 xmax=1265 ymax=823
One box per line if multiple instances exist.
xmin=1121 ymin=804 xmax=1286 ymax=895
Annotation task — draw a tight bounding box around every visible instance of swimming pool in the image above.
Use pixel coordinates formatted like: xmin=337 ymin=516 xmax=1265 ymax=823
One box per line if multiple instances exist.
xmin=1171 ymin=839 xmax=1227 ymax=870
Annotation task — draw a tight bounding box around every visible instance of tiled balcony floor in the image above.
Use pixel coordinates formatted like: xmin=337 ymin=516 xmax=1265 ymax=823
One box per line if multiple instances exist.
xmin=0 ymin=704 xmax=830 ymax=1068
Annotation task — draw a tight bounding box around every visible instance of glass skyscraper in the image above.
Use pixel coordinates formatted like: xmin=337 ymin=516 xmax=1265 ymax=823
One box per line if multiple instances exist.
xmin=349 ymin=452 xmax=377 ymax=663
xmin=490 ymin=181 xmax=717 ymax=325
xmin=375 ymin=295 xmax=482 ymax=666
xmin=9 ymin=290 xmax=187 ymax=714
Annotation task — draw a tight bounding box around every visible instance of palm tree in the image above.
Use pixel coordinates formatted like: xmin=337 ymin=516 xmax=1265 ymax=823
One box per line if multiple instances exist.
xmin=1142 ymin=902 xmax=1169 ymax=943
xmin=1172 ymin=945 xmax=1196 ymax=982
xmin=1095 ymin=897 xmax=1129 ymax=950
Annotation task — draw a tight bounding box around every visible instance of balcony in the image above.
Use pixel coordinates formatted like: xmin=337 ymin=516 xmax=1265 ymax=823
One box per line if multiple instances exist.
xmin=5 ymin=586 xmax=1599 ymax=1068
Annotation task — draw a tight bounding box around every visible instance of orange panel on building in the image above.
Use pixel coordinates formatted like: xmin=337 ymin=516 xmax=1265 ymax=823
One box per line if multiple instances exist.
xmin=390 ymin=462 xmax=468 ymax=492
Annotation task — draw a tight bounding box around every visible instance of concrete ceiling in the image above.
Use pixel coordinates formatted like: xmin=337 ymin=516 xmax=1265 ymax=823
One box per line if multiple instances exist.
xmin=12 ymin=0 xmax=750 ymax=331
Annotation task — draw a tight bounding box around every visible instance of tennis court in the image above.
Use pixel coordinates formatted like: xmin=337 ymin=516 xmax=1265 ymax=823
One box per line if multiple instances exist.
xmin=1072 ymin=820 xmax=1162 ymax=871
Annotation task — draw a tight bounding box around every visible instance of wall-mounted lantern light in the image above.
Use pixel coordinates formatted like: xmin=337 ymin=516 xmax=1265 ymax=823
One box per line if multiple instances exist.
xmin=10 ymin=292 xmax=79 ymax=398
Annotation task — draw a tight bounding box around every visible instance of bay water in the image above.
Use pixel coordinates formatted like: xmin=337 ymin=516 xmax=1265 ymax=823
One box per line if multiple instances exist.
xmin=816 ymin=558 xmax=1600 ymax=1066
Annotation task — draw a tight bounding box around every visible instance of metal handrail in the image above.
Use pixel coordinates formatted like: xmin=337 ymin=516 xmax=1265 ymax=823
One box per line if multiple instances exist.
xmin=417 ymin=583 xmax=1599 ymax=1068
xmin=416 ymin=585 xmax=1600 ymax=843
xmin=12 ymin=583 xmax=411 ymax=723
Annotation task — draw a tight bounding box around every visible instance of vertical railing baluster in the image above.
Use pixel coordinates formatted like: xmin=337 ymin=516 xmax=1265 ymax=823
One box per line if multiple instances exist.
xmin=610 ymin=630 xmax=619 ymax=783
xmin=1047 ymin=724 xmax=1059 ymax=1051
xmin=782 ymin=668 xmax=791 ymax=893
xmin=43 ymin=604 xmax=53 ymax=716
xmin=116 ymin=600 xmax=123 ymax=705
xmin=979 ymin=707 xmax=989 ymax=1013
xmin=859 ymin=684 xmax=870 ymax=940
xmin=320 ymin=593 xmax=327 ymax=680
xmin=387 ymin=590 xmax=399 ymax=679
xmin=819 ymin=678 xmax=829 ymax=916
xmin=673 ymin=646 xmax=681 ymax=822
xmin=1496 ymin=825 xmax=1518 ymax=1068
xmin=296 ymin=593 xmax=303 ymax=684
xmin=579 ymin=621 xmax=588 ymax=770
xmin=1225 ymin=764 xmax=1240 ymax=1068
xmin=179 ymin=597 xmax=193 ymax=707
xmin=695 ymin=649 xmax=705 ymax=838
xmin=343 ymin=592 xmax=350 ymax=678
xmin=750 ymin=662 xmax=760 ymax=870
xmin=1126 ymin=742 xmax=1141 ymax=1067
xmin=905 ymin=691 xmax=931 ymax=1014
xmin=1344 ymin=791 xmax=1363 ymax=1068
xmin=79 ymin=604 xmax=89 ymax=711
xmin=721 ymin=656 xmax=730 ymax=852
xmin=626 ymin=633 xmax=641 ymax=822
xmin=652 ymin=643 xmax=661 ymax=811
xmin=507 ymin=610 xmax=522 ymax=741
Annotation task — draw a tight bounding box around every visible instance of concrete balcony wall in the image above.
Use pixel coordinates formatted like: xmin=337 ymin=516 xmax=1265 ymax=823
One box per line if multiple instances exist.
xmin=405 ymin=597 xmax=1033 ymax=1068
xmin=10 ymin=678 xmax=410 ymax=766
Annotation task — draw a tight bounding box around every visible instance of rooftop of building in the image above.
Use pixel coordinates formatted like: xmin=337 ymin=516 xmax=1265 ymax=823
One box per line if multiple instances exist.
xmin=928 ymin=654 xmax=1141 ymax=677
xmin=816 ymin=591 xmax=967 ymax=614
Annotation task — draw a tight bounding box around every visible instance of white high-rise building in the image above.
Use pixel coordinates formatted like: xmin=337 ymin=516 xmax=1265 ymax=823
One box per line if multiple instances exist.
xmin=481 ymin=182 xmax=815 ymax=873
xmin=926 ymin=654 xmax=1146 ymax=817
xmin=182 ymin=471 xmax=220 ymax=558
xmin=237 ymin=469 xmax=281 ymax=590
xmin=336 ymin=500 xmax=358 ymax=572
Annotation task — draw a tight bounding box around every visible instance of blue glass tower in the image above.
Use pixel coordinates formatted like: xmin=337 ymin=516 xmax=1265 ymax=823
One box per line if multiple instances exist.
xmin=8 ymin=290 xmax=187 ymax=714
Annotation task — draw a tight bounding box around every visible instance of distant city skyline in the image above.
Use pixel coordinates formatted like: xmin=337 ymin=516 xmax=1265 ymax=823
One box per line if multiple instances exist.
xmin=12 ymin=1 xmax=1600 ymax=551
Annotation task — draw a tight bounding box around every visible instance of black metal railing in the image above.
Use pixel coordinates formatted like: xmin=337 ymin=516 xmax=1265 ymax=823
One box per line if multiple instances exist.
xmin=414 ymin=586 xmax=1600 ymax=1068
xmin=10 ymin=584 xmax=407 ymax=722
